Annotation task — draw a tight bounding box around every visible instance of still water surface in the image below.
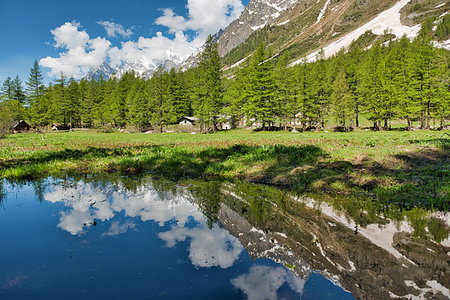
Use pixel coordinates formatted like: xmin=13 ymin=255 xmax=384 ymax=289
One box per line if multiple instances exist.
xmin=0 ymin=177 xmax=354 ymax=299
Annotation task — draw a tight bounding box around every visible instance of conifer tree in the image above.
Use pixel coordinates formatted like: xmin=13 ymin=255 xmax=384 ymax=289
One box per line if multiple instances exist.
xmin=12 ymin=76 xmax=26 ymax=105
xmin=150 ymin=66 xmax=174 ymax=132
xmin=331 ymin=70 xmax=353 ymax=127
xmin=244 ymin=43 xmax=276 ymax=130
xmin=126 ymin=78 xmax=151 ymax=131
xmin=195 ymin=35 xmax=223 ymax=131
xmin=66 ymin=79 xmax=80 ymax=128
xmin=1 ymin=77 xmax=14 ymax=100
xmin=26 ymin=60 xmax=44 ymax=104
xmin=168 ymin=68 xmax=189 ymax=119
xmin=53 ymin=72 xmax=68 ymax=125
xmin=111 ymin=72 xmax=134 ymax=127
xmin=274 ymin=52 xmax=294 ymax=130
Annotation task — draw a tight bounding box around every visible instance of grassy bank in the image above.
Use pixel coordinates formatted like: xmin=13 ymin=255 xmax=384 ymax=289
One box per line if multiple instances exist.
xmin=0 ymin=130 xmax=448 ymax=213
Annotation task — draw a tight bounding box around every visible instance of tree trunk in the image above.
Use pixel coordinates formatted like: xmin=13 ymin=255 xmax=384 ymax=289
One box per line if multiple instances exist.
xmin=426 ymin=101 xmax=431 ymax=129
xmin=373 ymin=122 xmax=379 ymax=131
xmin=355 ymin=104 xmax=359 ymax=128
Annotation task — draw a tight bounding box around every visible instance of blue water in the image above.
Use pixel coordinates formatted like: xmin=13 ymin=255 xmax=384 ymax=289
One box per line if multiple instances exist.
xmin=0 ymin=179 xmax=353 ymax=299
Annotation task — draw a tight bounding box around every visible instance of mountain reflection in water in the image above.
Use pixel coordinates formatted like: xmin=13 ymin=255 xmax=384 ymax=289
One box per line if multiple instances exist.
xmin=0 ymin=176 xmax=448 ymax=299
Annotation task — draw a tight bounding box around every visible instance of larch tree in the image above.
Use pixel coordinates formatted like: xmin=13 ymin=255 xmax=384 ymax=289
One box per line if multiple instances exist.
xmin=331 ymin=70 xmax=353 ymax=127
xmin=26 ymin=60 xmax=44 ymax=104
xmin=195 ymin=35 xmax=223 ymax=132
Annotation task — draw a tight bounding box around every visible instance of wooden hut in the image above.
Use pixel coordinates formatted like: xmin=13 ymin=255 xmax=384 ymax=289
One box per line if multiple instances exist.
xmin=13 ymin=120 xmax=31 ymax=133
xmin=178 ymin=116 xmax=199 ymax=126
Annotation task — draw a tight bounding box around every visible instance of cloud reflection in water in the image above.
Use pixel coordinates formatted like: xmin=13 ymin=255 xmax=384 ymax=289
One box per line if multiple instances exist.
xmin=44 ymin=181 xmax=243 ymax=269
xmin=231 ymin=265 xmax=305 ymax=300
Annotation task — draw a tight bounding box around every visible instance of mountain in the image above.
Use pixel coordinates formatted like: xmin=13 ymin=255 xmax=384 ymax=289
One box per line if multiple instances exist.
xmin=217 ymin=0 xmax=303 ymax=56
xmin=87 ymin=58 xmax=180 ymax=80
xmin=86 ymin=62 xmax=115 ymax=81
xmin=88 ymin=0 xmax=449 ymax=79
xmin=219 ymin=0 xmax=448 ymax=69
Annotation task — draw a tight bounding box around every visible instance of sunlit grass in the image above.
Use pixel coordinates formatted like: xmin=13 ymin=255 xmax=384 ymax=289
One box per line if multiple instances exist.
xmin=0 ymin=129 xmax=448 ymax=212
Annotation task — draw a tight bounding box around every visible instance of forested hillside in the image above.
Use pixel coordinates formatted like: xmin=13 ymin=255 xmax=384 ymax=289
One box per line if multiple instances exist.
xmin=0 ymin=27 xmax=448 ymax=133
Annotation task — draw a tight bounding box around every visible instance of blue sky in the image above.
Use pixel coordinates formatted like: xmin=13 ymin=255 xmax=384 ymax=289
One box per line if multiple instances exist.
xmin=0 ymin=0 xmax=250 ymax=85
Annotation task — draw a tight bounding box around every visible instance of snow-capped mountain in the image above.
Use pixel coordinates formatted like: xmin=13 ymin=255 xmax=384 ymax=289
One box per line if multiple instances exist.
xmin=217 ymin=0 xmax=447 ymax=68
xmin=87 ymin=0 xmax=448 ymax=79
xmin=87 ymin=58 xmax=181 ymax=80
xmin=217 ymin=0 xmax=301 ymax=55
xmin=86 ymin=62 xmax=116 ymax=81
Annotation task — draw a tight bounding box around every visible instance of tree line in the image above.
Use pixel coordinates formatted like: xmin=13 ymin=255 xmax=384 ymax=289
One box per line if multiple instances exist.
xmin=1 ymin=32 xmax=448 ymax=133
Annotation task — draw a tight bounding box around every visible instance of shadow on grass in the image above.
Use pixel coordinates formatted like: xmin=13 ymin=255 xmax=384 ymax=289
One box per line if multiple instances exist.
xmin=0 ymin=143 xmax=448 ymax=211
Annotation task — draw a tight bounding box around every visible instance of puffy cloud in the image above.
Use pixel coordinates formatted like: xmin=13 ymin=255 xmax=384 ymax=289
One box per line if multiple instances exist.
xmin=159 ymin=224 xmax=243 ymax=269
xmin=44 ymin=180 xmax=244 ymax=269
xmin=156 ymin=0 xmax=245 ymax=38
xmin=104 ymin=221 xmax=136 ymax=236
xmin=155 ymin=9 xmax=188 ymax=34
xmin=110 ymin=0 xmax=245 ymax=69
xmin=97 ymin=21 xmax=134 ymax=38
xmin=39 ymin=22 xmax=110 ymax=79
xmin=44 ymin=182 xmax=114 ymax=235
xmin=39 ymin=1 xmax=245 ymax=79
xmin=108 ymin=31 xmax=198 ymax=68
xmin=231 ymin=265 xmax=306 ymax=300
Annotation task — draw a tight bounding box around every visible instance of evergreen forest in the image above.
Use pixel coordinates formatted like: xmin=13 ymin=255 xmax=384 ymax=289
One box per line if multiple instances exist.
xmin=1 ymin=31 xmax=449 ymax=133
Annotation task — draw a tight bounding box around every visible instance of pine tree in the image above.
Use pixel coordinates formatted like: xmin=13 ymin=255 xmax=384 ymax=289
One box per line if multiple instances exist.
xmin=126 ymin=78 xmax=151 ymax=131
xmin=168 ymin=68 xmax=189 ymax=119
xmin=346 ymin=42 xmax=363 ymax=127
xmin=150 ymin=66 xmax=174 ymax=133
xmin=274 ymin=52 xmax=295 ymax=130
xmin=111 ymin=72 xmax=134 ymax=127
xmin=195 ymin=35 xmax=223 ymax=132
xmin=244 ymin=43 xmax=276 ymax=130
xmin=54 ymin=72 xmax=68 ymax=125
xmin=12 ymin=76 xmax=26 ymax=105
xmin=331 ymin=70 xmax=353 ymax=127
xmin=26 ymin=60 xmax=44 ymax=104
xmin=66 ymin=79 xmax=80 ymax=128
xmin=1 ymin=77 xmax=14 ymax=100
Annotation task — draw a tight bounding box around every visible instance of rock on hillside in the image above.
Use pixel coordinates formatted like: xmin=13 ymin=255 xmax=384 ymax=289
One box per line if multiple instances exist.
xmin=218 ymin=0 xmax=301 ymax=56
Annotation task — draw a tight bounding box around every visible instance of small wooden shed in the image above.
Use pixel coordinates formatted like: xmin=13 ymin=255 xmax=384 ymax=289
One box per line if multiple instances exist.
xmin=13 ymin=120 xmax=31 ymax=133
xmin=178 ymin=116 xmax=199 ymax=126
xmin=52 ymin=123 xmax=70 ymax=131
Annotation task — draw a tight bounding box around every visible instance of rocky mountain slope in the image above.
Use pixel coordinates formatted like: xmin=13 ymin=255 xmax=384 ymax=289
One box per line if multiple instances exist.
xmin=220 ymin=0 xmax=448 ymax=69
xmin=89 ymin=0 xmax=449 ymax=79
xmin=217 ymin=0 xmax=302 ymax=56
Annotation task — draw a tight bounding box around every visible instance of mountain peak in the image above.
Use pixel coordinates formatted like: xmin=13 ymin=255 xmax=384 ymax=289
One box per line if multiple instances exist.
xmin=217 ymin=0 xmax=299 ymax=55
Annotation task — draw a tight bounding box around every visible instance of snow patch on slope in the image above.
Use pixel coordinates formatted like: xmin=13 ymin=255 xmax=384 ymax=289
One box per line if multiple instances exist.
xmin=315 ymin=0 xmax=331 ymax=24
xmin=293 ymin=0 xmax=421 ymax=65
xmin=298 ymin=197 xmax=415 ymax=262
xmin=277 ymin=19 xmax=291 ymax=26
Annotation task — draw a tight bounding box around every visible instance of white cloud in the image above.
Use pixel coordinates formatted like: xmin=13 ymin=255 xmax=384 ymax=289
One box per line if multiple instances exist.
xmin=156 ymin=0 xmax=245 ymax=38
xmin=44 ymin=181 xmax=114 ymax=235
xmin=39 ymin=21 xmax=110 ymax=79
xmin=159 ymin=224 xmax=243 ymax=269
xmin=39 ymin=1 xmax=246 ymax=78
xmin=97 ymin=21 xmax=134 ymax=38
xmin=108 ymin=31 xmax=198 ymax=68
xmin=43 ymin=180 xmax=244 ymax=268
xmin=231 ymin=265 xmax=305 ymax=300
xmin=104 ymin=221 xmax=136 ymax=236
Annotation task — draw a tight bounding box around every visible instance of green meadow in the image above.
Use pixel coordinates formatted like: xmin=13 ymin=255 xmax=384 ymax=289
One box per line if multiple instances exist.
xmin=1 ymin=130 xmax=448 ymax=215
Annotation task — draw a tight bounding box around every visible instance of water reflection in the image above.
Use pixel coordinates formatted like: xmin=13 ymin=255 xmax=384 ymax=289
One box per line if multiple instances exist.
xmin=104 ymin=221 xmax=136 ymax=236
xmin=231 ymin=265 xmax=305 ymax=300
xmin=2 ymin=176 xmax=448 ymax=299
xmin=43 ymin=180 xmax=244 ymax=269
xmin=45 ymin=182 xmax=114 ymax=235
xmin=159 ymin=224 xmax=243 ymax=268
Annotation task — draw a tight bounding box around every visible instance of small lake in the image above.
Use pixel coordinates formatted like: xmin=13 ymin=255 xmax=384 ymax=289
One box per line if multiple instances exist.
xmin=0 ymin=176 xmax=448 ymax=299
